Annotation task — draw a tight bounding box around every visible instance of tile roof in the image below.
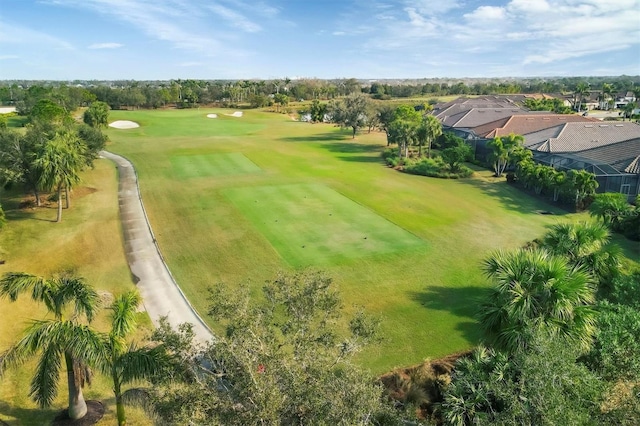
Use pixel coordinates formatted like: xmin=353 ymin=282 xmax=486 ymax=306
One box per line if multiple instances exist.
xmin=524 ymin=122 xmax=640 ymax=153
xmin=440 ymin=107 xmax=529 ymax=128
xmin=474 ymin=114 xmax=599 ymax=138
xmin=573 ymin=138 xmax=640 ymax=175
xmin=432 ymin=96 xmax=523 ymax=117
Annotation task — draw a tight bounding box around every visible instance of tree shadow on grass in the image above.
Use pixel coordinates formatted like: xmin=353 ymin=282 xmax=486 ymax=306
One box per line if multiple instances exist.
xmin=408 ymin=285 xmax=492 ymax=343
xmin=0 ymin=401 xmax=57 ymax=426
xmin=280 ymin=131 xmax=351 ymax=143
xmin=458 ymin=178 xmax=571 ymax=217
xmin=281 ymin=131 xmax=385 ymax=164
xmin=5 ymin=209 xmax=55 ymax=223
xmin=325 ymin=142 xmax=385 ymax=164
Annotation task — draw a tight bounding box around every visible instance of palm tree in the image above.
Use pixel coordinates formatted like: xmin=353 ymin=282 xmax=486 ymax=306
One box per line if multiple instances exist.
xmin=588 ymin=192 xmax=632 ymax=231
xmin=479 ymin=248 xmax=597 ymax=353
xmin=388 ymin=119 xmax=416 ymax=159
xmin=415 ymin=115 xmax=442 ymax=158
xmin=622 ymin=101 xmax=637 ymax=121
xmin=103 ymin=291 xmax=173 ymax=426
xmin=599 ymin=83 xmax=614 ymax=110
xmin=487 ymin=133 xmax=524 ymax=177
xmin=566 ymin=169 xmax=598 ymax=207
xmin=574 ymin=82 xmax=590 ymax=112
xmin=541 ymin=221 xmax=620 ymax=287
xmin=0 ymin=272 xmax=104 ymax=419
xmin=550 ymin=169 xmax=566 ymax=202
xmin=36 ymin=130 xmax=87 ymax=222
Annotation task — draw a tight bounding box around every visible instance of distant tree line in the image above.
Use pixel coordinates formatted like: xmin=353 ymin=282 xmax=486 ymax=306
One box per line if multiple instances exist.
xmin=2 ymin=76 xmax=639 ymax=112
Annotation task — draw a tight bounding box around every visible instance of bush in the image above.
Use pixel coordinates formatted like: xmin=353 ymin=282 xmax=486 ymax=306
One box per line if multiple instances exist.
xmin=404 ymin=157 xmax=473 ymax=179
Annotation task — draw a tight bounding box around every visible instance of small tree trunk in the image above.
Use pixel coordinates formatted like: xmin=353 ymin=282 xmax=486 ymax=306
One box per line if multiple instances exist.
xmin=65 ymin=352 xmax=88 ymax=420
xmin=64 ymin=186 xmax=70 ymax=209
xmin=34 ymin=187 xmax=41 ymax=207
xmin=56 ymin=185 xmax=63 ymax=223
xmin=352 ymin=126 xmax=356 ymax=139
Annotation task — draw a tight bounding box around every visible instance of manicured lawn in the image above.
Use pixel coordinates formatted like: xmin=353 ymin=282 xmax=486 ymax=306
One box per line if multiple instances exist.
xmin=224 ymin=183 xmax=427 ymax=267
xmin=0 ymin=161 xmax=152 ymax=426
xmin=105 ymin=108 xmax=639 ymax=373
xmin=171 ymin=152 xmax=262 ymax=179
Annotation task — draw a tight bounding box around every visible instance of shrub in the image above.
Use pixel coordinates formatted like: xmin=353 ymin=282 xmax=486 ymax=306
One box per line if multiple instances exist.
xmin=404 ymin=157 xmax=473 ymax=179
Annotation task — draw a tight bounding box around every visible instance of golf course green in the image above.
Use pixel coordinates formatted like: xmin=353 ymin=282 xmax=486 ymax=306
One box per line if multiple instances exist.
xmin=105 ymin=108 xmax=585 ymax=373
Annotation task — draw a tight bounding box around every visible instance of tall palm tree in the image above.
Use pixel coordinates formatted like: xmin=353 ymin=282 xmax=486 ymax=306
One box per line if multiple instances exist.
xmin=36 ymin=130 xmax=87 ymax=222
xmin=102 ymin=291 xmax=173 ymax=426
xmin=574 ymin=82 xmax=590 ymax=112
xmin=479 ymin=248 xmax=597 ymax=353
xmin=0 ymin=272 xmax=104 ymax=419
xmin=599 ymin=83 xmax=614 ymax=110
xmin=415 ymin=114 xmax=442 ymax=158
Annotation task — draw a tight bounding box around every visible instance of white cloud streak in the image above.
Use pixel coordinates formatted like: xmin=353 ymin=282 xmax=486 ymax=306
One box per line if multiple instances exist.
xmin=208 ymin=2 xmax=261 ymax=32
xmin=88 ymin=42 xmax=123 ymax=49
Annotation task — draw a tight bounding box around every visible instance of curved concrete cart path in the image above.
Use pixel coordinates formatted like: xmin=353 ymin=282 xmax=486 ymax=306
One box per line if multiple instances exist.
xmin=101 ymin=151 xmax=213 ymax=344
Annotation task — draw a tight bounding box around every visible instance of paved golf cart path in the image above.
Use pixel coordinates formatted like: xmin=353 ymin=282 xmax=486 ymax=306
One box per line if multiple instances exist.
xmin=101 ymin=151 xmax=213 ymax=343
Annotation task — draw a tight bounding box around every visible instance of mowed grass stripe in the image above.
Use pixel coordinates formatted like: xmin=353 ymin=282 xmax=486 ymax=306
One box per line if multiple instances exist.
xmin=171 ymin=152 xmax=262 ymax=179
xmin=224 ymin=184 xmax=427 ymax=267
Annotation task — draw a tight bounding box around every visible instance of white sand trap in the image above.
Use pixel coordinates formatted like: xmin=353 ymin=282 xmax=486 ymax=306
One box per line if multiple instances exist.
xmin=0 ymin=107 xmax=17 ymax=114
xmin=206 ymin=113 xmax=218 ymax=118
xmin=109 ymin=120 xmax=140 ymax=129
xmin=225 ymin=111 xmax=243 ymax=117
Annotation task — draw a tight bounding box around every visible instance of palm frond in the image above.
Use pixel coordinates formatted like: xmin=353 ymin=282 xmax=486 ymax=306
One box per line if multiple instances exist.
xmin=0 ymin=272 xmax=52 ymax=306
xmin=56 ymin=275 xmax=100 ymax=322
xmin=110 ymin=291 xmax=141 ymax=340
xmin=30 ymin=342 xmax=63 ymax=407
xmin=117 ymin=345 xmax=174 ymax=385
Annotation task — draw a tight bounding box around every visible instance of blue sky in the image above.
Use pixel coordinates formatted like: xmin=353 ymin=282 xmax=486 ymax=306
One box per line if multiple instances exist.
xmin=1 ymin=0 xmax=639 ymax=80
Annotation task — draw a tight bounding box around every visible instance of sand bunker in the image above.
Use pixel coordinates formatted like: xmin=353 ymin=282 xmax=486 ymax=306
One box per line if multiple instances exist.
xmin=225 ymin=111 xmax=243 ymax=117
xmin=109 ymin=120 xmax=140 ymax=129
xmin=206 ymin=113 xmax=218 ymax=118
xmin=0 ymin=107 xmax=17 ymax=114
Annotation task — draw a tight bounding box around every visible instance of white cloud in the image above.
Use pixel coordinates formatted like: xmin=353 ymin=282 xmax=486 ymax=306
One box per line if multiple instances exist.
xmin=88 ymin=42 xmax=123 ymax=49
xmin=208 ymin=2 xmax=261 ymax=32
xmin=464 ymin=6 xmax=507 ymax=21
xmin=0 ymin=55 xmax=19 ymax=60
xmin=41 ymin=0 xmax=230 ymax=54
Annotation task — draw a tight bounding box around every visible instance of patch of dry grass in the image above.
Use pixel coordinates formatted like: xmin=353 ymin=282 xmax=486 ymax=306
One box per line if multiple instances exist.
xmin=0 ymin=160 xmax=152 ymax=425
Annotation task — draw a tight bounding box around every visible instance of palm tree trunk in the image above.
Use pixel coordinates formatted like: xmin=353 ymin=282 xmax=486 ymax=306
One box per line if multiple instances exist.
xmin=65 ymin=352 xmax=88 ymax=420
xmin=34 ymin=186 xmax=41 ymax=207
xmin=64 ymin=186 xmax=70 ymax=209
xmin=114 ymin=374 xmax=126 ymax=426
xmin=57 ymin=185 xmax=63 ymax=223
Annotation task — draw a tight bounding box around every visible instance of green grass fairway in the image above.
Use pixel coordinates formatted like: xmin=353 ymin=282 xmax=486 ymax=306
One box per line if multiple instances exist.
xmin=224 ymin=184 xmax=427 ymax=266
xmin=171 ymin=152 xmax=262 ymax=179
xmin=104 ymin=108 xmax=640 ymax=374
